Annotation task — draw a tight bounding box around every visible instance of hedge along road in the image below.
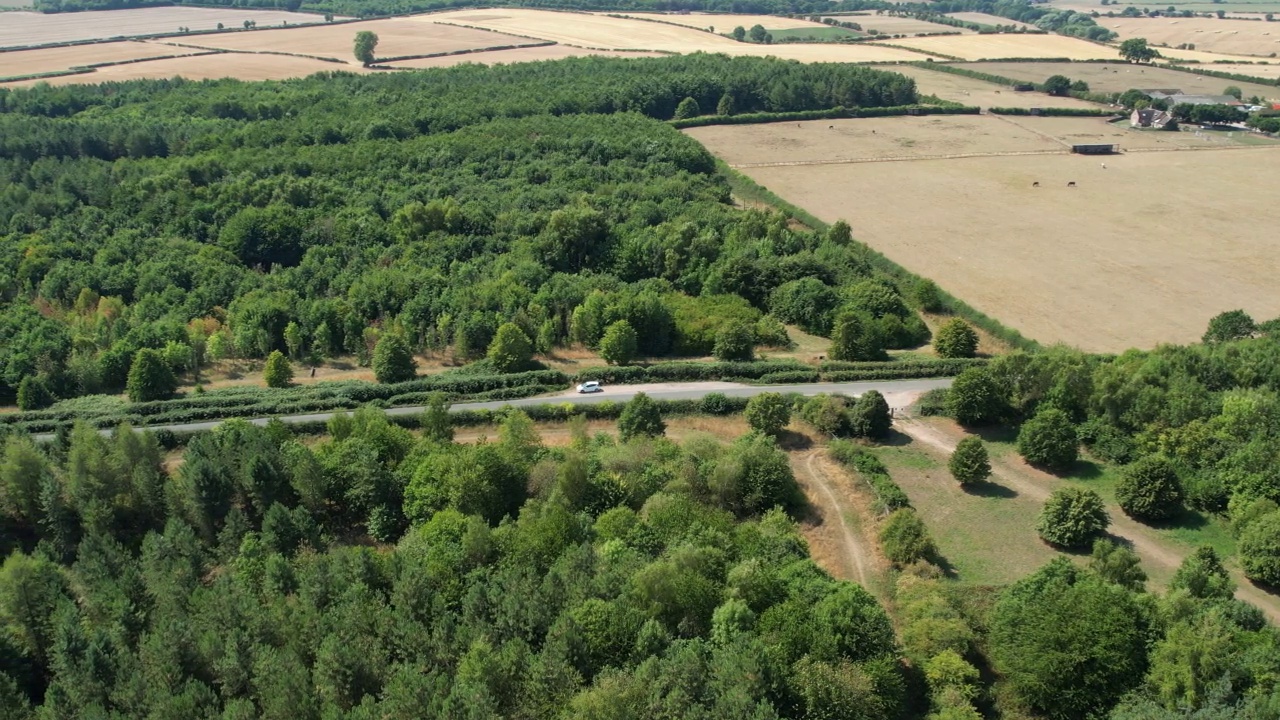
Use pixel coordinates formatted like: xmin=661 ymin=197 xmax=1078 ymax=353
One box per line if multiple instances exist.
xmin=43 ymin=378 xmax=952 ymax=441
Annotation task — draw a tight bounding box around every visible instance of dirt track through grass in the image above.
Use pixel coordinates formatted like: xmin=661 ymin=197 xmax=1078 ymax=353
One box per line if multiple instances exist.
xmin=792 ymin=448 xmax=874 ymax=590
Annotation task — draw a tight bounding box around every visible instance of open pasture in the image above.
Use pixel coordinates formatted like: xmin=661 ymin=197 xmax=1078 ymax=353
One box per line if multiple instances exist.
xmin=1193 ymin=61 xmax=1280 ymax=78
xmin=959 ymin=60 xmax=1280 ymax=99
xmin=830 ymin=14 xmax=975 ymax=36
xmin=872 ymin=32 xmax=1125 ymax=60
xmin=725 ymin=146 xmax=1280 ymax=351
xmin=0 ymin=52 xmax=372 ymax=87
xmin=1016 ymin=115 xmax=1276 ymax=149
xmin=178 ymin=18 xmax=532 ymax=64
xmin=889 ymin=63 xmax=1107 ymax=108
xmin=427 ymin=8 xmax=929 ymax=60
xmin=944 ymin=12 xmax=1036 ymax=29
xmin=1050 ymin=0 xmax=1280 ymax=13
xmin=610 ymin=13 xmax=823 ymax=31
xmin=1097 ymin=17 xmax=1280 ymax=57
xmin=0 ymin=7 xmax=334 ymax=49
xmin=388 ymin=45 xmax=660 ymax=69
xmin=0 ymin=40 xmax=202 ymax=78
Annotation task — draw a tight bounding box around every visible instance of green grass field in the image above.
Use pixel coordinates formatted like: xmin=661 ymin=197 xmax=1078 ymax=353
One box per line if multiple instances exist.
xmin=763 ymin=26 xmax=863 ymax=41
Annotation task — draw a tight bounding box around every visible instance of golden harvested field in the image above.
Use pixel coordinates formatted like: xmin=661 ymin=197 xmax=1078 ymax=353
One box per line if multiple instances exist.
xmin=0 ymin=40 xmax=203 ymax=78
xmin=1 ymin=52 xmax=372 ymax=87
xmin=1097 ymin=17 xmax=1280 ymax=57
xmin=427 ymin=8 xmax=929 ymax=60
xmin=723 ymin=144 xmax=1280 ymax=351
xmin=835 ymin=14 xmax=975 ymax=36
xmin=945 ymin=12 xmax=1036 ymax=29
xmin=178 ymin=19 xmax=532 ymax=64
xmin=872 ymin=32 xmax=1123 ymax=60
xmin=610 ymin=13 xmax=824 ymax=30
xmin=1198 ymin=62 xmax=1280 ymax=79
xmin=888 ymin=63 xmax=1106 ymax=108
xmin=959 ymin=61 xmax=1280 ymax=99
xmin=686 ymin=115 xmax=1066 ymax=166
xmin=1015 ymin=115 xmax=1277 ymax=149
xmin=388 ymin=46 xmax=660 ymax=69
xmin=0 ymin=7 xmax=335 ymax=48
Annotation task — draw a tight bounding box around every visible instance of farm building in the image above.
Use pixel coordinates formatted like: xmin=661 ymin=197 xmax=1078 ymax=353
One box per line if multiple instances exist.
xmin=1149 ymin=92 xmax=1242 ymax=106
xmin=1130 ymin=108 xmax=1175 ymax=129
xmin=1071 ymin=143 xmax=1118 ymax=154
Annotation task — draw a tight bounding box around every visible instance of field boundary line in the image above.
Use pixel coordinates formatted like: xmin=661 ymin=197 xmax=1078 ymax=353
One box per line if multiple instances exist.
xmin=988 ymin=112 xmax=1076 ymax=149
xmin=729 ymin=148 xmax=1068 ymax=168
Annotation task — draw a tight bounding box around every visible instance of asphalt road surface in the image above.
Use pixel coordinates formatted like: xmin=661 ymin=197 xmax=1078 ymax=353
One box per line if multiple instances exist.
xmin=40 ymin=378 xmax=952 ymax=440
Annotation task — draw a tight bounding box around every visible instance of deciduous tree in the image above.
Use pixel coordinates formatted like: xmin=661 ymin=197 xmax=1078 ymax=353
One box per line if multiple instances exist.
xmin=1115 ymin=455 xmax=1183 ymax=521
xmin=487 ymin=322 xmax=533 ymax=374
xmin=1017 ymin=407 xmax=1078 ymax=470
xmin=371 ymin=334 xmax=415 ymax=384
xmin=126 ymin=348 xmax=177 ymax=402
xmin=599 ymin=320 xmax=638 ymax=366
xmin=933 ymin=319 xmax=978 ymax=359
xmin=354 ymin=31 xmax=379 ymax=65
xmin=744 ymin=392 xmax=790 ymax=436
xmin=618 ymin=392 xmax=665 ymax=441
xmin=944 ymin=367 xmax=1004 ymax=425
xmin=1037 ymin=487 xmax=1108 ymax=547
xmin=948 ymin=437 xmax=990 ymax=486
xmin=263 ymin=350 xmax=293 ymax=388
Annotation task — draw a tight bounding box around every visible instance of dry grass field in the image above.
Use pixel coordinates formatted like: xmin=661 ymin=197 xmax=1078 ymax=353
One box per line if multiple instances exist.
xmin=726 ymin=146 xmax=1280 ymax=351
xmin=945 ymin=12 xmax=1036 ymax=29
xmin=831 ymin=14 xmax=975 ymax=36
xmin=1197 ymin=62 xmax=1280 ymax=78
xmin=1017 ymin=114 xmax=1277 ymax=149
xmin=427 ymin=8 xmax=929 ymax=60
xmin=611 ymin=12 xmax=823 ymax=31
xmin=178 ymin=18 xmax=532 ymax=64
xmin=388 ymin=45 xmax=659 ymax=69
xmin=0 ymin=40 xmax=203 ymax=78
xmin=872 ymin=32 xmax=1125 ymax=60
xmin=1098 ymin=17 xmax=1280 ymax=57
xmin=1 ymin=52 xmax=373 ymax=87
xmin=888 ymin=63 xmax=1107 ymax=108
xmin=960 ymin=60 xmax=1280 ymax=99
xmin=0 ymin=7 xmax=334 ymax=48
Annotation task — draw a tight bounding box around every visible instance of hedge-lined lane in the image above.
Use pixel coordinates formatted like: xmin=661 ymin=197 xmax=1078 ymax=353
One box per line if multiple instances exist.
xmin=45 ymin=378 xmax=952 ymax=441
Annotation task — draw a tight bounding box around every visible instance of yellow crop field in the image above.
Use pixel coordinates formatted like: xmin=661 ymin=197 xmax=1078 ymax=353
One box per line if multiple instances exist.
xmin=1097 ymin=17 xmax=1280 ymax=57
xmin=872 ymin=33 xmax=1123 ymax=60
xmin=427 ymin=8 xmax=929 ymax=60
xmin=945 ymin=12 xmax=1036 ymax=29
xmin=0 ymin=7 xmax=335 ymax=49
xmin=611 ymin=13 xmax=824 ymax=31
xmin=389 ymin=46 xmax=660 ymax=69
xmin=1197 ymin=62 xmax=1280 ymax=78
xmin=0 ymin=53 xmax=372 ymax=87
xmin=178 ymin=18 xmax=534 ymax=65
xmin=837 ymin=14 xmax=976 ymax=35
xmin=0 ymin=40 xmax=203 ymax=78
xmin=960 ymin=61 xmax=1279 ymax=100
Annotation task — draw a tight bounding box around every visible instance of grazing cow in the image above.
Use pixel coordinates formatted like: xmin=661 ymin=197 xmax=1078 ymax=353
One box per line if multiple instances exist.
xmin=1067 ymin=181 xmax=1076 ymax=187
xmin=1032 ymin=181 xmax=1040 ymax=187
xmin=797 ymin=123 xmax=801 ymax=127
xmin=829 ymin=125 xmax=834 ymax=129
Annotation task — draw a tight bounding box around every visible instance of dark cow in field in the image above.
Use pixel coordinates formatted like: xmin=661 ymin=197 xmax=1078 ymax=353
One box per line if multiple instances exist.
xmin=1067 ymin=181 xmax=1076 ymax=187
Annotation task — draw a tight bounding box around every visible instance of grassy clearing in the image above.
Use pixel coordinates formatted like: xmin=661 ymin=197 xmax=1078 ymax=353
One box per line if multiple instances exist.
xmin=762 ymin=26 xmax=862 ymax=41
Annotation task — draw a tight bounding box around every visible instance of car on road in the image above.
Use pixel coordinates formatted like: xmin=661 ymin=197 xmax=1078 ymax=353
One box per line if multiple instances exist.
xmin=576 ymin=381 xmax=603 ymax=394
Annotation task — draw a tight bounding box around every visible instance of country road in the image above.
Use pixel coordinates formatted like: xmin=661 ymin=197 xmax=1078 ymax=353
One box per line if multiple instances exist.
xmin=45 ymin=378 xmax=952 ymax=441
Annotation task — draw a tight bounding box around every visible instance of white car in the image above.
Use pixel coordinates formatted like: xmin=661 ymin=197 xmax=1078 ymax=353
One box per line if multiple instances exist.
xmin=576 ymin=381 xmax=603 ymax=394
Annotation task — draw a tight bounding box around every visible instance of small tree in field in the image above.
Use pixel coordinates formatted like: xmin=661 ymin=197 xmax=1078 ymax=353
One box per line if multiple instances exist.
xmin=1017 ymin=407 xmax=1078 ymax=470
xmin=1202 ymin=309 xmax=1255 ymax=343
xmin=745 ymin=393 xmax=790 ymax=437
xmin=849 ymin=390 xmax=892 ymax=439
xmin=1239 ymin=512 xmax=1280 ymax=586
xmin=933 ymin=318 xmax=978 ymax=359
xmin=732 ymin=26 xmax=746 ymax=41
xmin=880 ymin=508 xmax=936 ymax=566
xmin=263 ymin=350 xmax=293 ymax=388
xmin=17 ymin=376 xmax=54 ymax=411
xmin=949 ymin=437 xmax=990 ymax=486
xmin=713 ymin=320 xmax=755 ymax=361
xmin=487 ymin=322 xmax=533 ymax=374
xmin=1037 ymin=487 xmax=1108 ymax=548
xmin=674 ymin=97 xmax=701 ymax=120
xmin=945 ymin=366 xmax=1004 ymax=425
xmin=599 ymin=320 xmax=638 ymax=366
xmin=716 ymin=93 xmax=736 ymax=116
xmin=619 ymin=393 xmax=665 ymax=441
xmin=354 ymin=31 xmax=379 ymax=66
xmin=420 ymin=393 xmax=453 ymax=443
xmin=1119 ymin=37 xmax=1158 ymax=63
xmin=1115 ymin=455 xmax=1182 ymax=522
xmin=127 ymin=348 xmax=178 ymax=402
xmin=372 ymin=334 xmax=415 ymax=384
xmin=1043 ymin=74 xmax=1072 ymax=96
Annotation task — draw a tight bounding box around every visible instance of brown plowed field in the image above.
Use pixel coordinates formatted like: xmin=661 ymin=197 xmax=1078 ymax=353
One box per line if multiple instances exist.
xmin=388 ymin=45 xmax=660 ymax=69
xmin=177 ymin=18 xmax=533 ymax=65
xmin=0 ymin=40 xmax=202 ymax=78
xmin=0 ymin=7 xmax=335 ymax=48
xmin=1 ymin=52 xmax=372 ymax=87
xmin=718 ymin=143 xmax=1280 ymax=352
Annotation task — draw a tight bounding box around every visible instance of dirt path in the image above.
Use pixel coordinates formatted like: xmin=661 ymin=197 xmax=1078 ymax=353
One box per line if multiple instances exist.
xmin=896 ymin=416 xmax=1280 ymax=623
xmin=790 ymin=448 xmax=878 ymax=592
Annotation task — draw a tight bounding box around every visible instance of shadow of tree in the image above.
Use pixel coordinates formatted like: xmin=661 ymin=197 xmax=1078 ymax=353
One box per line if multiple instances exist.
xmin=776 ymin=429 xmax=813 ymax=451
xmin=964 ymin=479 xmax=1018 ymax=499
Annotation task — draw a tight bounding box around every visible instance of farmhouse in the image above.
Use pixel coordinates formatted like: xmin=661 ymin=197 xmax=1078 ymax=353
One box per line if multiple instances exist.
xmin=1149 ymin=92 xmax=1242 ymax=106
xmin=1130 ymin=108 xmax=1175 ymax=129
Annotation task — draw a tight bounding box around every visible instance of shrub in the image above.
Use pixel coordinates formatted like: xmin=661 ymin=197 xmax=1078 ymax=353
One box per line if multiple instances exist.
xmin=698 ymin=392 xmax=736 ymax=415
xmin=800 ymin=394 xmax=853 ymax=437
xmin=770 ymin=278 xmax=839 ymax=336
xmin=17 ymin=375 xmax=55 ymax=411
xmin=744 ymin=392 xmax=791 ymax=436
xmin=713 ymin=320 xmax=755 ymax=361
xmin=599 ymin=320 xmax=639 ymax=366
xmin=1016 ymin=408 xmax=1078 ymax=470
xmin=948 ymin=437 xmax=990 ymax=486
xmin=944 ymin=367 xmax=1004 ymax=425
xmin=849 ymin=390 xmax=892 ymax=439
xmin=1239 ymin=511 xmax=1280 ymax=586
xmin=933 ymin=319 xmax=978 ymax=359
xmin=263 ymin=351 xmax=293 ymax=388
xmin=880 ymin=508 xmax=935 ymax=566
xmin=916 ymin=388 xmax=949 ymax=417
xmin=829 ymin=310 xmax=884 ymax=361
xmin=673 ymin=96 xmax=701 ymax=119
xmin=372 ymin=334 xmax=416 ymax=384
xmin=1037 ymin=487 xmax=1108 ymax=548
xmin=1115 ymin=455 xmax=1182 ymax=521
xmin=1203 ymin=309 xmax=1255 ymax=343
xmin=828 ymin=440 xmax=910 ymax=512
xmin=753 ymin=315 xmax=792 ymax=348
xmin=126 ymin=348 xmax=177 ymax=402
xmin=618 ymin=392 xmax=665 ymax=441
xmin=487 ymin=322 xmax=534 ymax=373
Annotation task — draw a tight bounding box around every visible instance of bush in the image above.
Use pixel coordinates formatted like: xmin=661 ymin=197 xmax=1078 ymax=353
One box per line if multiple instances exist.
xmin=933 ymin=319 xmax=978 ymax=359
xmin=944 ymin=367 xmax=1005 ymax=425
xmin=880 ymin=508 xmax=935 ymax=566
xmin=849 ymin=390 xmax=892 ymax=439
xmin=487 ymin=322 xmax=534 ymax=374
xmin=948 ymin=437 xmax=990 ymax=486
xmin=1115 ymin=455 xmax=1182 ymax=521
xmin=599 ymin=320 xmax=639 ymax=366
xmin=754 ymin=315 xmax=792 ymax=348
xmin=799 ymin=394 xmax=853 ymax=437
xmin=830 ymin=310 xmax=885 ymax=361
xmin=829 ymin=440 xmax=910 ymax=512
xmin=916 ymin=388 xmax=949 ymax=417
xmin=1203 ymin=309 xmax=1255 ymax=343
xmin=263 ymin=351 xmax=293 ymax=388
xmin=1037 ymin=487 xmax=1108 ymax=548
xmin=744 ymin=392 xmax=791 ymax=436
xmin=372 ymin=334 xmax=416 ymax=384
xmin=17 ymin=375 xmax=55 ymax=411
xmin=1016 ymin=408 xmax=1078 ymax=470
xmin=126 ymin=348 xmax=177 ymax=402
xmin=1239 ymin=511 xmax=1280 ymax=586
xmin=712 ymin=320 xmax=755 ymax=361
xmin=698 ymin=392 xmax=737 ymax=415
xmin=618 ymin=392 xmax=665 ymax=441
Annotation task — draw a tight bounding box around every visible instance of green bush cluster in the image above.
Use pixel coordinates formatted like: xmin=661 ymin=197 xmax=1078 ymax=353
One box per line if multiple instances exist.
xmin=828 ymin=440 xmax=910 ymax=512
